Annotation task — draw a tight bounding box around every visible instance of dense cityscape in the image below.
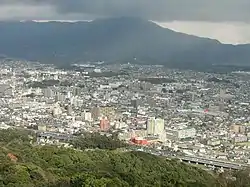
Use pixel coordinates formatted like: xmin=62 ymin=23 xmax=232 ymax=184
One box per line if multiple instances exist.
xmin=1 ymin=59 xmax=250 ymax=172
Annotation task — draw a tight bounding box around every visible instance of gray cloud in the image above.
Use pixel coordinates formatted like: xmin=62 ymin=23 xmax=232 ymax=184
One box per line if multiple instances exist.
xmin=0 ymin=0 xmax=250 ymax=22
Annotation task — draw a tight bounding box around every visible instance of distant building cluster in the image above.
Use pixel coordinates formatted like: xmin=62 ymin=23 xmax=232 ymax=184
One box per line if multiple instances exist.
xmin=0 ymin=59 xmax=250 ymax=165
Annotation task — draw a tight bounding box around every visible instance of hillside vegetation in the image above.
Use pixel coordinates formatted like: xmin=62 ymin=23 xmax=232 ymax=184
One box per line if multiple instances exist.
xmin=0 ymin=129 xmax=249 ymax=187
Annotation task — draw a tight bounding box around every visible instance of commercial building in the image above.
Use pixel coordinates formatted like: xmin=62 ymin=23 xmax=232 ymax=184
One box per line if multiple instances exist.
xmin=166 ymin=128 xmax=196 ymax=140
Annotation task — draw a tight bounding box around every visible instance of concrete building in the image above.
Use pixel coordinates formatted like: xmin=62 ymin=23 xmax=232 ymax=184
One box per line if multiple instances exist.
xmin=55 ymin=93 xmax=66 ymax=102
xmin=91 ymin=107 xmax=100 ymax=121
xmin=131 ymin=99 xmax=141 ymax=109
xmin=166 ymin=128 xmax=196 ymax=140
xmin=155 ymin=118 xmax=165 ymax=135
xmin=234 ymin=135 xmax=247 ymax=143
xmin=177 ymin=128 xmax=196 ymax=139
xmin=100 ymin=117 xmax=110 ymax=131
xmin=84 ymin=112 xmax=92 ymax=121
xmin=52 ymin=103 xmax=62 ymax=117
xmin=43 ymin=88 xmax=54 ymax=98
xmin=230 ymin=124 xmax=246 ymax=134
xmin=147 ymin=117 xmax=155 ymax=135
xmin=38 ymin=125 xmax=47 ymax=132
xmin=114 ymin=120 xmax=127 ymax=129
xmin=147 ymin=117 xmax=165 ymax=136
xmin=67 ymin=105 xmax=73 ymax=115
xmin=72 ymin=87 xmax=82 ymax=96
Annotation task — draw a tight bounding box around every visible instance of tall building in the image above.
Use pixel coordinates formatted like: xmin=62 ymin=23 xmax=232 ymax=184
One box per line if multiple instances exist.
xmin=91 ymin=107 xmax=101 ymax=121
xmin=67 ymin=105 xmax=73 ymax=115
xmin=67 ymin=91 xmax=71 ymax=99
xmin=147 ymin=117 xmax=165 ymax=136
xmin=83 ymin=111 xmax=92 ymax=121
xmin=147 ymin=117 xmax=155 ymax=135
xmin=72 ymin=87 xmax=82 ymax=96
xmin=131 ymin=99 xmax=140 ymax=109
xmin=43 ymin=88 xmax=54 ymax=98
xmin=191 ymin=92 xmax=195 ymax=101
xmin=100 ymin=117 xmax=110 ymax=131
xmin=55 ymin=93 xmax=66 ymax=102
xmin=219 ymin=89 xmax=226 ymax=100
xmin=154 ymin=118 xmax=165 ymax=135
xmin=219 ymin=102 xmax=225 ymax=112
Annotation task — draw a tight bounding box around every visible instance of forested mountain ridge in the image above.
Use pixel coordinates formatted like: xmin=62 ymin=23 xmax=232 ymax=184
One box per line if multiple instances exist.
xmin=0 ymin=17 xmax=249 ymax=70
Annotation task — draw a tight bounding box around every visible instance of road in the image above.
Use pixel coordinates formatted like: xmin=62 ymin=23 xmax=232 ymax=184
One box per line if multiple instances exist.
xmin=129 ymin=146 xmax=248 ymax=170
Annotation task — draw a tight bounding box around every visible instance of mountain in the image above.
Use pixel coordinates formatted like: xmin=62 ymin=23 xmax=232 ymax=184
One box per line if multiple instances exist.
xmin=0 ymin=17 xmax=249 ymax=70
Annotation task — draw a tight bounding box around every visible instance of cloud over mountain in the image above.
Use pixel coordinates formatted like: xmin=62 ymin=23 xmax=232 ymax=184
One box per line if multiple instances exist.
xmin=0 ymin=0 xmax=250 ymax=22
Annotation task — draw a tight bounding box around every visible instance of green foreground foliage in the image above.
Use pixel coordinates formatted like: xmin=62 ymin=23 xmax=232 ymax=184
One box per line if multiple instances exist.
xmin=71 ymin=132 xmax=127 ymax=150
xmin=0 ymin=129 xmax=249 ymax=187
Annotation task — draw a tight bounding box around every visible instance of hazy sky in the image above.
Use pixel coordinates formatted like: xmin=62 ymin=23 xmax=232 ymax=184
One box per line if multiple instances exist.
xmin=157 ymin=21 xmax=250 ymax=44
xmin=0 ymin=0 xmax=250 ymax=44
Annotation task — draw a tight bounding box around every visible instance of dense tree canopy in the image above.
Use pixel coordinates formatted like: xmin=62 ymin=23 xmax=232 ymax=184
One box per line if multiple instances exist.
xmin=0 ymin=129 xmax=249 ymax=187
xmin=71 ymin=132 xmax=127 ymax=150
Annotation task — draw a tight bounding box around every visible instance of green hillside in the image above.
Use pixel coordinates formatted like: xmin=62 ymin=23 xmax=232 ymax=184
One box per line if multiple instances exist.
xmin=0 ymin=129 xmax=248 ymax=187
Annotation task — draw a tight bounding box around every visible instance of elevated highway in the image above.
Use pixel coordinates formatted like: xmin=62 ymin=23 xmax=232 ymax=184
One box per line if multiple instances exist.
xmin=177 ymin=155 xmax=248 ymax=170
xmin=129 ymin=146 xmax=249 ymax=170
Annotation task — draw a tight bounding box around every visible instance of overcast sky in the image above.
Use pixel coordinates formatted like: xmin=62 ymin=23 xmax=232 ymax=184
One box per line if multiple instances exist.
xmin=0 ymin=0 xmax=250 ymax=44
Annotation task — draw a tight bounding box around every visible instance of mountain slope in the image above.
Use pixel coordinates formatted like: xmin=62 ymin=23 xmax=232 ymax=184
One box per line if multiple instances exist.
xmin=0 ymin=17 xmax=249 ymax=69
xmin=0 ymin=129 xmax=222 ymax=187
